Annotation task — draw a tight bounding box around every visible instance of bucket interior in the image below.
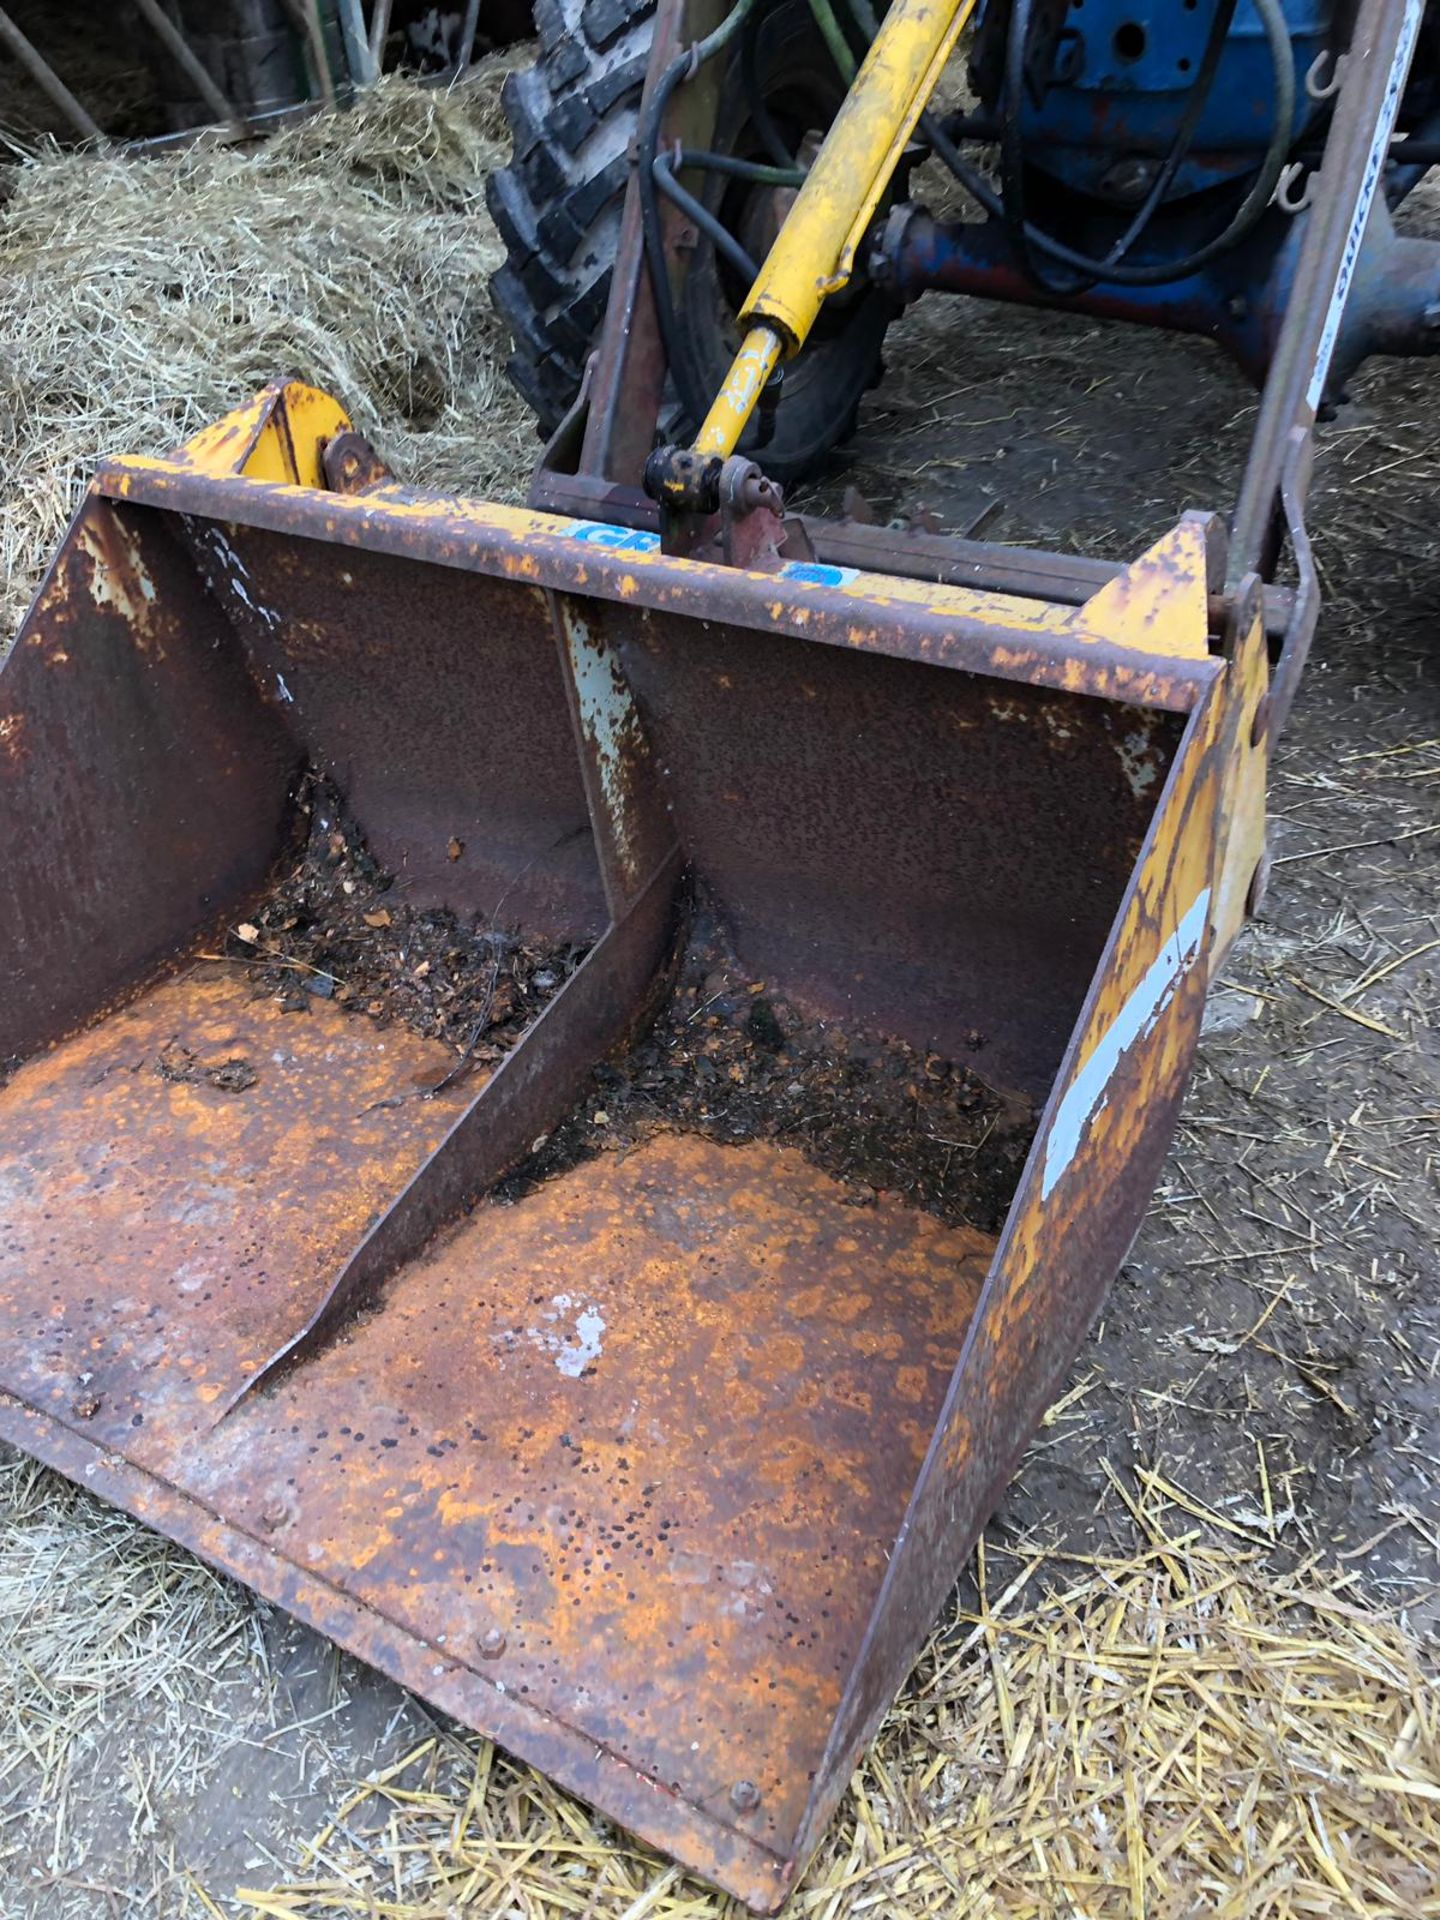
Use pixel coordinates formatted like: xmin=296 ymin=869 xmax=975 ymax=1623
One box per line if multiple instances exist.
xmin=0 ymin=491 xmax=1187 ymax=1890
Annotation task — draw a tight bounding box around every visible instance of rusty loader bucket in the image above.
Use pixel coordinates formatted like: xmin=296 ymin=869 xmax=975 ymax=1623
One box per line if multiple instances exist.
xmin=0 ymin=383 xmax=1266 ymax=1910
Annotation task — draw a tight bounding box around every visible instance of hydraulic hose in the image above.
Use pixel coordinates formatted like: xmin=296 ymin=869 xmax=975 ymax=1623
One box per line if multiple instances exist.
xmin=653 ymin=150 xmax=764 ymax=282
xmin=637 ymin=0 xmax=762 ymax=428
xmin=1102 ymin=0 xmax=1240 ymax=266
xmin=998 ymin=0 xmax=1065 ymax=287
xmin=999 ymin=0 xmax=1238 ymax=291
xmin=844 ymin=0 xmax=1297 ymax=289
xmin=805 ymin=0 xmax=859 ymax=81
xmin=676 ymin=148 xmax=807 ymax=183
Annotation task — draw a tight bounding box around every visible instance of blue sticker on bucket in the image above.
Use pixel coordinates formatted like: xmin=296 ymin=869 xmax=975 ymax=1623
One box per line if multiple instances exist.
xmin=565 ymin=521 xmax=664 ymax=555
xmin=560 ymin=521 xmax=862 ymax=588
xmin=776 ymin=561 xmax=861 ymax=589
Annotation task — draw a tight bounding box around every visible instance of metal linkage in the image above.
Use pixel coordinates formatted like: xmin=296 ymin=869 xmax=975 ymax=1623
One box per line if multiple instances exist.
xmin=0 ymin=6 xmax=109 ymax=146
xmin=1232 ymin=0 xmax=1429 ymax=582
xmin=131 ymin=0 xmax=247 ymax=138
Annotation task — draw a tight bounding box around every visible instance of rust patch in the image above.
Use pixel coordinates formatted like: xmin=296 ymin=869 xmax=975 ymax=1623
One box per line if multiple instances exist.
xmin=76 ymin=511 xmax=161 ymax=642
xmin=0 ymin=1102 xmax=990 ymax=1903
xmin=0 ymin=493 xmax=295 ymax=1065
xmin=188 ymin=1134 xmax=993 ymax=1863
xmin=0 ymin=965 xmax=468 ymax=1456
xmin=96 ymin=454 xmax=1220 ymax=714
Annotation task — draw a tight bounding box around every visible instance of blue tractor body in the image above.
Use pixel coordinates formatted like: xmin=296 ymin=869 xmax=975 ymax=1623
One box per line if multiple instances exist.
xmin=1014 ymin=0 xmax=1334 ymax=197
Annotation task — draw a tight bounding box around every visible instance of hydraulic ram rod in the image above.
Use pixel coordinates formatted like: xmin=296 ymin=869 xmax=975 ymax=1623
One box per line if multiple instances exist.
xmin=693 ymin=0 xmax=979 ymax=460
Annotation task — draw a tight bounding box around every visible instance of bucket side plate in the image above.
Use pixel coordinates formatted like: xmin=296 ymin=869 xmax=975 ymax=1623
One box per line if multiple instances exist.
xmin=0 ymin=494 xmax=294 ymax=1062
xmin=796 ymin=660 xmax=1238 ymax=1865
xmin=0 ymin=394 xmax=1239 ymax=1912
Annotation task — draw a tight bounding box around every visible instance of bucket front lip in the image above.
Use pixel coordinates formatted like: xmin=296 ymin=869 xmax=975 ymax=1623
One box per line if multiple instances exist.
xmin=0 ymin=1389 xmax=801 ymax=1914
xmin=95 ymin=456 xmax=1221 ymax=716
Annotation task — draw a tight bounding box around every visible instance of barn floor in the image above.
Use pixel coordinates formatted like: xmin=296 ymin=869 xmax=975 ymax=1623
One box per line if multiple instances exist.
xmin=0 ymin=69 xmax=1435 ymax=1920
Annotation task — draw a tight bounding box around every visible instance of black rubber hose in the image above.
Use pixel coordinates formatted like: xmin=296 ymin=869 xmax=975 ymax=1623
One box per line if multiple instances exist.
xmin=1102 ymin=0 xmax=1240 ymax=266
xmin=998 ymin=0 xmax=1082 ymax=290
xmin=844 ymin=0 xmax=1296 ymax=289
xmin=741 ymin=1 xmax=798 ymax=167
xmin=1070 ymin=0 xmax=1295 ymax=284
xmin=653 ymin=151 xmax=764 ymax=282
xmin=999 ymin=0 xmax=1238 ymax=291
xmin=637 ymin=0 xmax=768 ymax=430
xmin=677 ymin=147 xmax=806 ymax=183
xmin=637 ymin=49 xmax=712 ymax=427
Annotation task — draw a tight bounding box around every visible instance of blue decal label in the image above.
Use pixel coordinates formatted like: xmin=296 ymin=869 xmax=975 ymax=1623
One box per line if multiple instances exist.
xmin=565 ymin=521 xmax=663 ymax=555
xmin=560 ymin=522 xmax=862 ymax=588
xmin=777 ymin=561 xmax=861 ymax=588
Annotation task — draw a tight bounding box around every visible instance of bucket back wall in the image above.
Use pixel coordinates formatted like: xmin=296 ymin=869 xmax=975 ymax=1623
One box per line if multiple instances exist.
xmin=605 ymin=602 xmax=1182 ymax=1095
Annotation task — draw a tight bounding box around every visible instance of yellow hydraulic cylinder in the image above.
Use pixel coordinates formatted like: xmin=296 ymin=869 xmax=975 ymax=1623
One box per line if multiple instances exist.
xmin=693 ymin=328 xmax=785 ymax=462
xmin=694 ymin=0 xmax=978 ymax=460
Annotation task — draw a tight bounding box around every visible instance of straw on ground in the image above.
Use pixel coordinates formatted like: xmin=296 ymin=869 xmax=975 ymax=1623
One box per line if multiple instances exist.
xmin=228 ymin=1478 xmax=1439 ymax=1920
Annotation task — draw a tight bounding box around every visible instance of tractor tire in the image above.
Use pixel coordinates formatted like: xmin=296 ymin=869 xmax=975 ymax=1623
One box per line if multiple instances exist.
xmin=487 ymin=0 xmax=897 ymax=483
xmin=487 ymin=0 xmax=657 ymax=436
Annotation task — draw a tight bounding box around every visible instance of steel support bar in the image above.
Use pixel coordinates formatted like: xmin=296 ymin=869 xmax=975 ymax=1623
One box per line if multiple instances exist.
xmin=453 ymin=0 xmax=483 ymax=75
xmin=1231 ymin=0 xmax=1427 ymax=582
xmin=0 ymin=6 xmax=108 ymax=145
xmin=577 ymin=0 xmax=732 ymax=484
xmin=336 ymin=0 xmax=377 ymax=84
xmin=526 ymin=464 xmax=1295 ymax=638
xmin=875 ymin=206 xmax=1279 ymax=381
xmin=878 ymin=198 xmax=1440 ymax=397
xmin=276 ymin=0 xmax=338 ymax=108
xmin=132 ymin=0 xmax=246 ymax=137
xmin=369 ymin=0 xmax=393 ymax=65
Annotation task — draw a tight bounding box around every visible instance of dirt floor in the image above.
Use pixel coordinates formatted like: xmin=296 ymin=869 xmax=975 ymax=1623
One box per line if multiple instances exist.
xmin=0 ymin=80 xmax=1437 ymax=1920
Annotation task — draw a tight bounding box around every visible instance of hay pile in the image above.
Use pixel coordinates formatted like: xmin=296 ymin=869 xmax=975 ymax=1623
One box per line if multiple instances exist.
xmin=234 ymin=1484 xmax=1439 ymax=1918
xmin=0 ymin=67 xmax=536 ymax=638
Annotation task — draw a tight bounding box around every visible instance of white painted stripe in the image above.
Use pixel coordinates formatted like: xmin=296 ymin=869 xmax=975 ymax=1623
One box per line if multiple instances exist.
xmin=1041 ymin=888 xmax=1211 ymax=1200
xmin=1306 ymin=0 xmax=1424 ymax=412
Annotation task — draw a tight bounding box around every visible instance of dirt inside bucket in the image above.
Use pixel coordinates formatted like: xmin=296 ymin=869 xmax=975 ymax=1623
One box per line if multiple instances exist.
xmin=503 ymin=909 xmax=1038 ymax=1238
xmin=220 ymin=775 xmax=1036 ymax=1237
xmin=221 ymin=771 xmax=591 ymax=1093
